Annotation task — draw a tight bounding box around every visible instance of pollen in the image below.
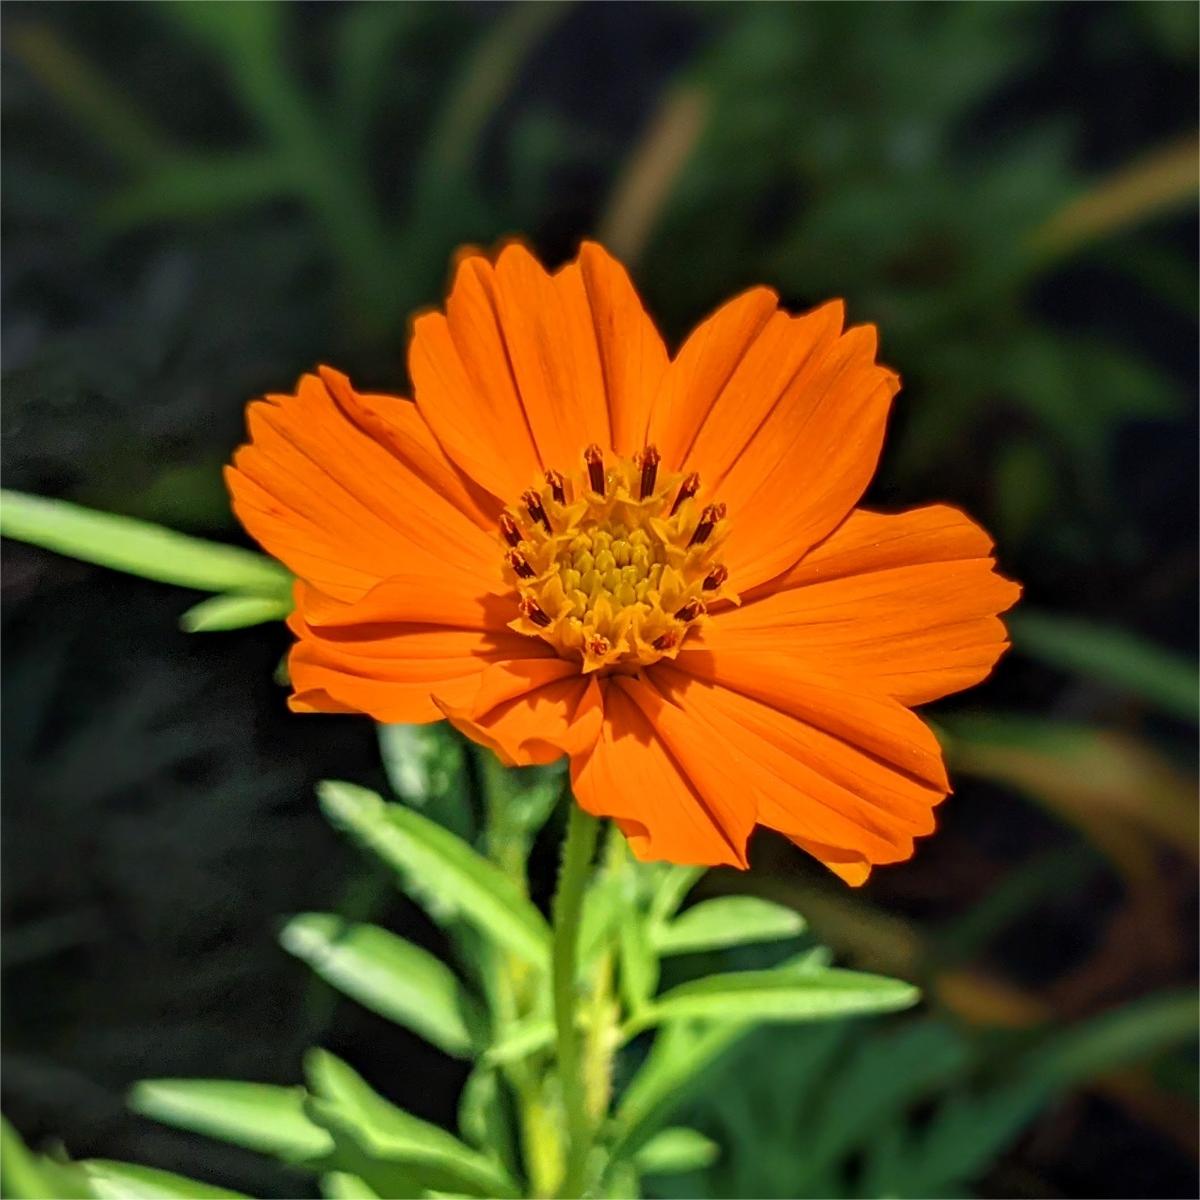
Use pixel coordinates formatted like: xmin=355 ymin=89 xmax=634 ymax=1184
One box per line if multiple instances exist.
xmin=498 ymin=445 xmax=736 ymax=672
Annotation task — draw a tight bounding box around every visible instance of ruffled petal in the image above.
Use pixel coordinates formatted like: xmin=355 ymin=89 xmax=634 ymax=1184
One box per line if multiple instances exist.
xmin=569 ymin=678 xmax=753 ymax=868
xmin=409 ymin=242 xmax=669 ymax=500
xmin=650 ymin=663 xmax=947 ymax=884
xmin=647 ymin=292 xmax=899 ymax=592
xmin=436 ymin=663 xmax=603 ymax=767
xmin=710 ymin=504 xmax=1022 ymax=705
xmin=227 ymin=370 xmax=500 ymax=603
xmin=287 ymin=580 xmax=556 ymax=724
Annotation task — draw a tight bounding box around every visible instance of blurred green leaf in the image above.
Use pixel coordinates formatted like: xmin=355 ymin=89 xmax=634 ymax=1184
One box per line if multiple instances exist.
xmin=318 ymin=781 xmax=552 ymax=970
xmin=304 ymin=1050 xmax=518 ymax=1199
xmin=320 ymin=1173 xmax=380 ymax=1200
xmin=377 ymin=724 xmax=473 ymax=841
xmin=1 ymin=1116 xmax=92 ymax=1200
xmin=653 ymin=896 xmax=805 ymax=956
xmin=128 ymin=1079 xmax=332 ymax=1163
xmin=82 ymin=1162 xmax=248 ymax=1200
xmin=1009 ymin=609 xmax=1199 ymax=722
xmin=279 ymin=914 xmax=482 ymax=1057
xmin=483 ymin=1019 xmax=556 ymax=1066
xmin=634 ymin=1127 xmax=720 ymax=1175
xmin=634 ymin=968 xmax=919 ymax=1030
xmin=619 ymin=909 xmax=659 ymax=1015
xmin=180 ymin=593 xmax=292 ymax=632
xmin=647 ymin=866 xmax=705 ymax=925
xmin=0 ymin=490 xmax=291 ymax=598
xmin=457 ymin=1064 xmax=519 ymax=1181
xmin=98 ymin=152 xmax=295 ymax=233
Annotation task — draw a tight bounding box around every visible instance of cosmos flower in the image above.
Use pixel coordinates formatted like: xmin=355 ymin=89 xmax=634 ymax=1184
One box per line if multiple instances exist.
xmin=227 ymin=242 xmax=1019 ymax=882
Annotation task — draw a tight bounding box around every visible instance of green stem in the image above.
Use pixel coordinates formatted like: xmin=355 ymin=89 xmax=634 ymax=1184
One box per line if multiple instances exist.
xmin=552 ymin=800 xmax=600 ymax=1198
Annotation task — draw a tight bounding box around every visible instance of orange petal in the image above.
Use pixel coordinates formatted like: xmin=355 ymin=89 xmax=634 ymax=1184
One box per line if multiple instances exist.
xmin=710 ymin=504 xmax=1022 ymax=705
xmin=649 ymin=292 xmax=900 ymax=591
xmin=227 ymin=371 xmax=500 ymax=603
xmin=568 ymin=241 xmax=670 ymax=455
xmin=651 ymin=663 xmax=946 ymax=883
xmin=287 ymin=583 xmax=555 ymax=724
xmin=569 ymin=678 xmax=752 ymax=868
xmin=410 ymin=243 xmax=669 ymax=498
xmin=436 ymin=664 xmax=602 ymax=767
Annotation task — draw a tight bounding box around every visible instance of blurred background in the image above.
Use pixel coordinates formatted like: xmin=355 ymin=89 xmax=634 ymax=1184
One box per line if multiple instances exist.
xmin=2 ymin=2 xmax=1197 ymax=1197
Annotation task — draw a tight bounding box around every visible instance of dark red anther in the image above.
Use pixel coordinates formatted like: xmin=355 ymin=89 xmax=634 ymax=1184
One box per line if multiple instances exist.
xmin=670 ymin=472 xmax=700 ymax=516
xmin=519 ymin=597 xmax=552 ymax=627
xmin=653 ymin=630 xmax=679 ymax=651
xmin=586 ymin=635 xmax=611 ymax=657
xmin=522 ymin=489 xmax=551 ymax=532
xmin=637 ymin=444 xmax=661 ymax=499
xmin=507 ymin=550 xmax=535 ymax=579
xmin=584 ymin=444 xmax=605 ymax=495
xmin=545 ymin=469 xmax=566 ymax=504
xmin=703 ymin=564 xmax=729 ymax=591
xmin=675 ymin=598 xmax=705 ymax=623
xmin=688 ymin=502 xmax=726 ymax=547
xmin=499 ymin=513 xmax=522 ymax=547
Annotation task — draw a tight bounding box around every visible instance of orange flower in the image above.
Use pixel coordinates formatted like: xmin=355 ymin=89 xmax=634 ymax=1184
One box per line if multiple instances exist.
xmin=227 ymin=242 xmax=1019 ymax=882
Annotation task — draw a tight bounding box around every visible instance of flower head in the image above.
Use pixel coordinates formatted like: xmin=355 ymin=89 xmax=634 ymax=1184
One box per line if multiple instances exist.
xmin=227 ymin=241 xmax=1019 ymax=882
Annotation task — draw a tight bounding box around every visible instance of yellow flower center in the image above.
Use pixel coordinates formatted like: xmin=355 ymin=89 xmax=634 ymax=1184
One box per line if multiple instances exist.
xmin=499 ymin=445 xmax=735 ymax=672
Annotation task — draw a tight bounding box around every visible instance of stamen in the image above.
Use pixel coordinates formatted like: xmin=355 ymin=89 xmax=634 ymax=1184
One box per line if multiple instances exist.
xmin=587 ymin=635 xmax=611 ymax=656
xmin=507 ymin=550 xmax=535 ymax=579
xmin=499 ymin=513 xmax=522 ymax=547
xmin=522 ymin=489 xmax=551 ymax=532
xmin=545 ymin=469 xmax=566 ymax=504
xmin=653 ymin=630 xmax=678 ymax=651
xmin=584 ymin=444 xmax=605 ymax=495
xmin=637 ymin=445 xmax=661 ymax=499
xmin=519 ymin=597 xmax=552 ymax=627
xmin=675 ymin=598 xmax=705 ymax=623
xmin=703 ymin=564 xmax=729 ymax=591
xmin=688 ymin=502 xmax=726 ymax=547
xmin=671 ymin=472 xmax=700 ymax=515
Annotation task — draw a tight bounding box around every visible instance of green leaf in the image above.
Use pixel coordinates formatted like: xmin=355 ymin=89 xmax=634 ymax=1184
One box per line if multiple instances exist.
xmin=377 ymin=724 xmax=473 ymax=841
xmin=635 ymin=968 xmax=919 ymax=1030
xmin=128 ymin=1080 xmax=333 ymax=1163
xmin=1 ymin=1116 xmax=92 ymax=1199
xmin=483 ymin=1019 xmax=556 ymax=1066
xmin=653 ymin=896 xmax=805 ymax=956
xmin=0 ymin=490 xmax=290 ymax=598
xmin=180 ymin=593 xmax=292 ymax=632
xmin=304 ymin=1050 xmax=518 ymax=1199
xmin=82 ymin=1161 xmax=249 ymax=1200
xmin=320 ymin=1174 xmax=381 ymax=1200
xmin=457 ymin=1065 xmax=519 ymax=1181
xmin=318 ymin=782 xmax=552 ymax=970
xmin=634 ymin=1127 xmax=720 ymax=1175
xmin=1009 ymin=609 xmax=1199 ymax=723
xmin=279 ymin=914 xmax=481 ymax=1057
xmin=619 ymin=912 xmax=659 ymax=1014
xmin=647 ymin=866 xmax=705 ymax=925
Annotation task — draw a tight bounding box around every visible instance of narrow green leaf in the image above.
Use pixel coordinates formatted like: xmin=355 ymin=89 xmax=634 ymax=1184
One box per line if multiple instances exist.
xmin=318 ymin=782 xmax=551 ymax=970
xmin=653 ymin=896 xmax=805 ymax=956
xmin=320 ymin=1174 xmax=380 ymax=1200
xmin=634 ymin=1127 xmax=720 ymax=1175
xmin=0 ymin=1116 xmax=91 ymax=1199
xmin=279 ymin=914 xmax=481 ymax=1057
xmin=128 ymin=1080 xmax=332 ymax=1163
xmin=1009 ymin=609 xmax=1199 ymax=723
xmin=457 ymin=1065 xmax=519 ymax=1181
xmin=180 ymin=593 xmax=292 ymax=632
xmin=636 ymin=968 xmax=918 ymax=1029
xmin=304 ymin=1050 xmax=518 ymax=1198
xmin=647 ymin=865 xmax=705 ymax=925
xmin=377 ymin=724 xmax=473 ymax=841
xmin=619 ymin=913 xmax=659 ymax=1014
xmin=483 ymin=1019 xmax=556 ymax=1066
xmin=0 ymin=490 xmax=290 ymax=598
xmin=82 ymin=1161 xmax=248 ymax=1199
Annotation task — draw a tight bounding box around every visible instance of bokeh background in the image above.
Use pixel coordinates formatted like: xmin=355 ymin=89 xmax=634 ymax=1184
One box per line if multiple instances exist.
xmin=3 ymin=2 xmax=1197 ymax=1197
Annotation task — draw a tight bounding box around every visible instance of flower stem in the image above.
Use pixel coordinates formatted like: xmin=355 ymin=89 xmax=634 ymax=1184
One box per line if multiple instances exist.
xmin=552 ymin=799 xmax=600 ymax=1198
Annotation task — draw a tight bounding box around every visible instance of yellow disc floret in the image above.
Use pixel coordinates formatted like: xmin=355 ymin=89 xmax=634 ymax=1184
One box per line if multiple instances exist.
xmin=500 ymin=444 xmax=736 ymax=672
